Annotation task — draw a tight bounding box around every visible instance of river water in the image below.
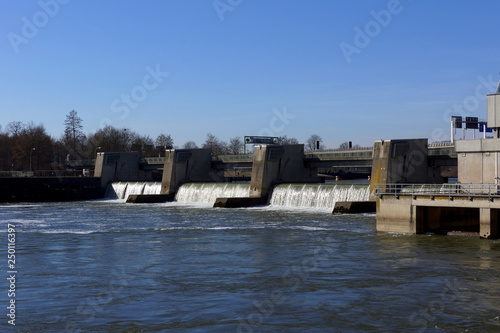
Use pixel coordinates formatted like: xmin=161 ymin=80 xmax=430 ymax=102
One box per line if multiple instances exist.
xmin=1 ymin=198 xmax=500 ymax=332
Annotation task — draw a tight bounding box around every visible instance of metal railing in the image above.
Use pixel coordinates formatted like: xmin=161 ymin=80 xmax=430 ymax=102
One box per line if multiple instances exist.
xmin=375 ymin=183 xmax=500 ymax=198
xmin=0 ymin=170 xmax=91 ymax=178
xmin=428 ymin=141 xmax=454 ymax=147
xmin=212 ymin=154 xmax=254 ymax=162
xmin=143 ymin=157 xmax=165 ymax=165
xmin=306 ymin=147 xmax=373 ymax=152
xmin=305 ymin=150 xmax=373 ymax=160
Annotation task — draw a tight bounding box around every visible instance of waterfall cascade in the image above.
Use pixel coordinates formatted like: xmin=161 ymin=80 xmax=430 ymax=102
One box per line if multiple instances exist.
xmin=105 ymin=182 xmax=162 ymax=200
xmin=105 ymin=181 xmax=370 ymax=209
xmin=175 ymin=183 xmax=250 ymax=205
xmin=269 ymin=184 xmax=370 ymax=209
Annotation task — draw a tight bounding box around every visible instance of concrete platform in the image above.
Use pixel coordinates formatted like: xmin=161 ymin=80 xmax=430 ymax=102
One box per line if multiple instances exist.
xmin=376 ymin=194 xmax=500 ymax=239
xmin=333 ymin=201 xmax=376 ymax=214
xmin=126 ymin=194 xmax=175 ymax=203
xmin=213 ymin=196 xmax=268 ymax=208
xmin=0 ymin=177 xmax=103 ymax=202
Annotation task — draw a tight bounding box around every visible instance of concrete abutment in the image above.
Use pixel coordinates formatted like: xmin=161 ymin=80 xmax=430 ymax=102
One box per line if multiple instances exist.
xmin=377 ymin=195 xmax=500 ymax=239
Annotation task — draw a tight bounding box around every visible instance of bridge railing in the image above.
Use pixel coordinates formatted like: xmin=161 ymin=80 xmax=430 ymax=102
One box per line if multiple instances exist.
xmin=306 ymin=147 xmax=373 ymax=152
xmin=212 ymin=154 xmax=254 ymax=162
xmin=64 ymin=159 xmax=96 ymax=167
xmin=143 ymin=157 xmax=165 ymax=165
xmin=428 ymin=142 xmax=456 ymax=157
xmin=375 ymin=183 xmax=500 ymax=198
xmin=0 ymin=170 xmax=89 ymax=178
xmin=306 ymin=149 xmax=373 ymax=160
xmin=428 ymin=141 xmax=454 ymax=147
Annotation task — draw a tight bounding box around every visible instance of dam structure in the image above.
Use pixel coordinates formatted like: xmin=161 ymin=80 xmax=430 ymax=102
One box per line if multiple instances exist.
xmin=86 ymin=138 xmax=457 ymax=214
xmin=103 ymin=144 xmax=374 ymax=211
xmin=0 ymin=136 xmax=457 ymax=215
xmin=374 ymin=83 xmax=500 ymax=239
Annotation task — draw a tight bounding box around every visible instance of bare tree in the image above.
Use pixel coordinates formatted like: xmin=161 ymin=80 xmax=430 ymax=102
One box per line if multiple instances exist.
xmin=6 ymin=121 xmax=25 ymax=137
xmin=202 ymin=133 xmax=228 ymax=155
xmin=339 ymin=141 xmax=361 ymax=149
xmin=306 ymin=134 xmax=323 ymax=151
xmin=64 ymin=110 xmax=85 ymax=157
xmin=11 ymin=122 xmax=54 ymax=171
xmin=131 ymin=134 xmax=156 ymax=157
xmin=182 ymin=141 xmax=198 ymax=149
xmin=155 ymin=134 xmax=174 ymax=149
xmin=277 ymin=135 xmax=299 ymax=145
xmin=228 ymin=136 xmax=243 ymax=154
xmin=339 ymin=141 xmax=349 ymax=149
xmin=86 ymin=125 xmax=134 ymax=154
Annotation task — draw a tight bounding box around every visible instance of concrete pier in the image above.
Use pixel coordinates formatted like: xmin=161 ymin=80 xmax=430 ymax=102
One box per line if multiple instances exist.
xmin=213 ymin=196 xmax=267 ymax=208
xmin=124 ymin=148 xmax=214 ymax=203
xmin=95 ymin=151 xmax=151 ymax=189
xmin=333 ymin=201 xmax=376 ymax=214
xmin=215 ymin=144 xmax=321 ymax=208
xmin=126 ymin=194 xmax=175 ymax=203
xmin=373 ymin=81 xmax=500 ymax=239
xmin=369 ymin=138 xmax=444 ymax=199
xmin=376 ymin=186 xmax=500 ymax=239
xmin=160 ymin=148 xmax=213 ymax=196
xmin=249 ymin=144 xmax=320 ymax=198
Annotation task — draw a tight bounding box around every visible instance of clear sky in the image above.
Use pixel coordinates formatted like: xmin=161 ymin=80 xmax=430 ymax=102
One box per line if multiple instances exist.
xmin=1 ymin=0 xmax=499 ymax=148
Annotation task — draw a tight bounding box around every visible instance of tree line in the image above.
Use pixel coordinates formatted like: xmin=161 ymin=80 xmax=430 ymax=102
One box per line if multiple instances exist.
xmin=0 ymin=110 xmax=358 ymax=171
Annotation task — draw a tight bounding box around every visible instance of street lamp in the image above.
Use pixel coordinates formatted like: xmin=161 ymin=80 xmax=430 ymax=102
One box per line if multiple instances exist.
xmin=29 ymin=148 xmax=36 ymax=172
xmin=95 ymin=146 xmax=102 ymax=158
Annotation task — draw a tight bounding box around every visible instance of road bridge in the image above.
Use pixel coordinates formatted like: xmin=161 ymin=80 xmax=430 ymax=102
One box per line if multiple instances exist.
xmin=62 ymin=142 xmax=457 ymax=180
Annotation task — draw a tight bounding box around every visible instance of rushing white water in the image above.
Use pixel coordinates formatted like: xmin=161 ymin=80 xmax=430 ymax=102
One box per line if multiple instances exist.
xmin=143 ymin=182 xmax=162 ymax=195
xmin=175 ymin=183 xmax=250 ymax=205
xmin=269 ymin=184 xmax=370 ymax=209
xmin=105 ymin=182 xmax=162 ymax=199
xmin=105 ymin=181 xmax=370 ymax=208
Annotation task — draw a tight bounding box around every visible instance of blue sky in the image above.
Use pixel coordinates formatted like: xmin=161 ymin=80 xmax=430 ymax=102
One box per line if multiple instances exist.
xmin=1 ymin=0 xmax=499 ymax=148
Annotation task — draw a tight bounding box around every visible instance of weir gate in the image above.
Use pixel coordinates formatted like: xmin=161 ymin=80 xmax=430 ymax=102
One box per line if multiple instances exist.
xmin=107 ymin=143 xmax=456 ymax=181
xmin=64 ymin=143 xmax=456 ymax=182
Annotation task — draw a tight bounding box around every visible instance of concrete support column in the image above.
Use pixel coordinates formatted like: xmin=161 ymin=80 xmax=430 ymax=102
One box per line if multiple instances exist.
xmin=249 ymin=144 xmax=320 ymax=199
xmin=160 ymin=149 xmax=212 ymax=195
xmin=480 ymin=208 xmax=499 ymax=239
xmin=94 ymin=152 xmax=141 ymax=189
xmin=369 ymin=139 xmax=436 ymax=200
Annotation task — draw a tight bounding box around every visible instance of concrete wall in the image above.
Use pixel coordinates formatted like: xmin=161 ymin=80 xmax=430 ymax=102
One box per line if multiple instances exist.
xmin=376 ymin=196 xmax=416 ymax=234
xmin=0 ymin=177 xmax=103 ymax=202
xmin=376 ymin=195 xmax=500 ymax=238
xmin=370 ymin=139 xmax=441 ymax=197
xmin=160 ymin=149 xmax=213 ymax=195
xmin=249 ymin=144 xmax=320 ymax=198
xmin=455 ymin=139 xmax=500 ymax=184
xmin=94 ymin=152 xmax=145 ymax=188
xmin=487 ymin=94 xmax=500 ymax=129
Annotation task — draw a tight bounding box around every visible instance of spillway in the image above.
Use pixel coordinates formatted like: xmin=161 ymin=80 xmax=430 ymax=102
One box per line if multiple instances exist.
xmin=175 ymin=183 xmax=250 ymax=205
xmin=105 ymin=181 xmax=162 ymax=200
xmin=269 ymin=184 xmax=370 ymax=209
